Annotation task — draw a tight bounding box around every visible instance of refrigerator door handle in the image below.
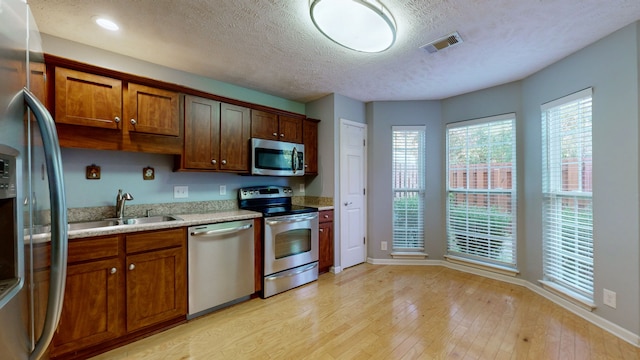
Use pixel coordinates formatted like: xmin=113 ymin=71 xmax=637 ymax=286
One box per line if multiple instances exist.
xmin=24 ymin=88 xmax=68 ymax=360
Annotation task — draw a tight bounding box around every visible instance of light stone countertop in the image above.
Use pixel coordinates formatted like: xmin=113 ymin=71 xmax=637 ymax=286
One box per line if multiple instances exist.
xmin=29 ymin=209 xmax=262 ymax=244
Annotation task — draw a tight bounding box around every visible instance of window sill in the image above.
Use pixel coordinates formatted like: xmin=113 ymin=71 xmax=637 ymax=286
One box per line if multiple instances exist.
xmin=445 ymin=255 xmax=519 ymax=277
xmin=390 ymin=252 xmax=428 ymax=260
xmin=539 ymin=280 xmax=596 ymax=311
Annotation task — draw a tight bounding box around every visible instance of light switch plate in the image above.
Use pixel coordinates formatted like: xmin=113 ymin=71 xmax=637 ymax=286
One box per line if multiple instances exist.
xmin=299 ymin=183 xmax=305 ymax=193
xmin=603 ymin=288 xmax=616 ymax=308
xmin=220 ymin=185 xmax=226 ymax=195
xmin=173 ymin=185 xmax=188 ymax=199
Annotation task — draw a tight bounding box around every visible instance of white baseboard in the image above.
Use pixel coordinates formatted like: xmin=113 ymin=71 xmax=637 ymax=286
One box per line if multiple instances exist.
xmin=365 ymin=257 xmax=640 ymax=348
xmin=330 ymin=265 xmax=342 ymax=274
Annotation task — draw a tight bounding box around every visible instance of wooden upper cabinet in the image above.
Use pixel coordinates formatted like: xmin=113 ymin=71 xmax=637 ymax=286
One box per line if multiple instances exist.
xmin=220 ymin=103 xmax=250 ymax=171
xmin=251 ymin=110 xmax=302 ymax=143
xmin=303 ymin=118 xmax=320 ymax=175
xmin=54 ymin=67 xmax=122 ymax=129
xmin=278 ymin=115 xmax=303 ymax=143
xmin=182 ymin=95 xmax=249 ymax=172
xmin=126 ymin=83 xmax=179 ymax=137
xmin=250 ymin=109 xmax=278 ymax=140
xmin=183 ymin=95 xmax=220 ymax=170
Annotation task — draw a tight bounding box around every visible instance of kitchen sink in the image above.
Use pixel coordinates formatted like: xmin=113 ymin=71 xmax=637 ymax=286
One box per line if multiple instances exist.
xmin=120 ymin=215 xmax=183 ymax=225
xmin=69 ymin=219 xmax=120 ymax=231
xmin=25 ymin=215 xmax=183 ymax=235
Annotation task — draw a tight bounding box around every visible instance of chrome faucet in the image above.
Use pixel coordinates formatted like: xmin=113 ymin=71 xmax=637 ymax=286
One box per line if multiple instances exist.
xmin=115 ymin=189 xmax=134 ymax=219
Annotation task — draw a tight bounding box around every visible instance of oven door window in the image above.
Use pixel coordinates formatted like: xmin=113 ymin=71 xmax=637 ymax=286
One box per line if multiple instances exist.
xmin=274 ymin=228 xmax=311 ymax=259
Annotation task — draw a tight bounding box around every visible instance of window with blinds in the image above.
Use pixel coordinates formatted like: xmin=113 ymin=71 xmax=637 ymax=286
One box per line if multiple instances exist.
xmin=542 ymin=88 xmax=593 ymax=301
xmin=446 ymin=114 xmax=517 ymax=269
xmin=392 ymin=126 xmax=425 ymax=251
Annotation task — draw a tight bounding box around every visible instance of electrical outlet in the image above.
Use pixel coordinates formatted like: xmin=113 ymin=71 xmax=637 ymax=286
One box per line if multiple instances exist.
xmin=173 ymin=185 xmax=188 ymax=199
xmin=220 ymin=185 xmax=226 ymax=195
xmin=381 ymin=241 xmax=387 ymax=251
xmin=603 ymin=289 xmax=617 ymax=308
xmin=299 ymin=183 xmax=305 ymax=193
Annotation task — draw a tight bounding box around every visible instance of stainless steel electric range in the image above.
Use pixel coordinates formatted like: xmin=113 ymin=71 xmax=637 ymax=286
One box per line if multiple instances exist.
xmin=238 ymin=186 xmax=319 ymax=298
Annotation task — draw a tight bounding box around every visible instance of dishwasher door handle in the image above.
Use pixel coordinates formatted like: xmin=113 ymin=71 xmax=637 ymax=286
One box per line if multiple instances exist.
xmin=190 ymin=223 xmax=253 ymax=237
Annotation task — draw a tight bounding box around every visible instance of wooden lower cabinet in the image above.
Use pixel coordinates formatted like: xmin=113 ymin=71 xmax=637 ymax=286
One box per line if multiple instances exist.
xmin=125 ymin=247 xmax=186 ymax=332
xmin=318 ymin=210 xmax=334 ymax=274
xmin=51 ymin=258 xmax=121 ymax=355
xmin=51 ymin=229 xmax=187 ymax=359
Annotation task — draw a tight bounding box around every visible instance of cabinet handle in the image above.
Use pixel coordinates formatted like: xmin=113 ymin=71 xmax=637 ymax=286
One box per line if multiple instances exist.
xmin=110 ymin=267 xmax=117 ymax=274
xmin=130 ymin=119 xmax=137 ymax=125
xmin=272 ymin=132 xmax=277 ymax=137
xmin=221 ymin=160 xmax=227 ymax=165
xmin=305 ymin=164 xmax=308 ymax=168
xmin=319 ymin=228 xmax=324 ymax=232
xmin=114 ymin=117 xmax=121 ymax=123
xmin=324 ymin=215 xmax=329 ymax=218
xmin=129 ymin=263 xmax=135 ymax=271
xmin=211 ymin=159 xmax=217 ymax=165
xmin=280 ymin=133 xmax=284 ymax=137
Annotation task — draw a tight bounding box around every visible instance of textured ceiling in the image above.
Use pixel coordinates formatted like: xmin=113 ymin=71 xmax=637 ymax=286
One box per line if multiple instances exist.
xmin=28 ymin=0 xmax=640 ymax=103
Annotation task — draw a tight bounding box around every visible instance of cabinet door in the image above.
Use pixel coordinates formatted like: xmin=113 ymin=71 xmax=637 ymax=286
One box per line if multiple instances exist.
xmin=184 ymin=95 xmax=220 ymax=169
xmin=303 ymin=118 xmax=319 ymax=175
xmin=127 ymin=83 xmax=179 ymax=136
xmin=51 ymin=258 xmax=121 ymax=355
xmin=250 ymin=109 xmax=279 ymax=140
xmin=279 ymin=115 xmax=303 ymax=143
xmin=220 ymin=103 xmax=250 ymax=171
xmin=126 ymin=247 xmax=186 ymax=332
xmin=318 ymin=222 xmax=333 ymax=274
xmin=54 ymin=67 xmax=122 ymax=129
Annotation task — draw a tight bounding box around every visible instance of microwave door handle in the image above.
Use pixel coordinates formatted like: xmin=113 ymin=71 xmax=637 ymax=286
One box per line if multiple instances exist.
xmin=292 ymin=147 xmax=298 ymax=174
xmin=24 ymin=88 xmax=69 ymax=360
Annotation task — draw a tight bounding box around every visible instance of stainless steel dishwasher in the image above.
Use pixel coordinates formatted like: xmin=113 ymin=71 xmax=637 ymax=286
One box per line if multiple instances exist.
xmin=187 ymin=219 xmax=255 ymax=319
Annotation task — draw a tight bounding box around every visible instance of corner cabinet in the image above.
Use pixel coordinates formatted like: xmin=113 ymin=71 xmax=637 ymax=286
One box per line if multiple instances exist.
xmin=318 ymin=210 xmax=334 ymax=274
xmin=303 ymin=118 xmax=320 ymax=175
xmin=50 ymin=65 xmax=183 ymax=154
xmin=179 ymin=95 xmax=250 ymax=172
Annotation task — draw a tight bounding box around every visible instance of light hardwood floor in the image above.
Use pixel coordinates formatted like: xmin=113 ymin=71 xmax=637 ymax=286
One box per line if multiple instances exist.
xmin=91 ymin=264 xmax=640 ymax=359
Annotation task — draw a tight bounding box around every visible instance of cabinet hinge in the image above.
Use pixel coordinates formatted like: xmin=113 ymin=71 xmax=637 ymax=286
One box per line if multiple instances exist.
xmin=363 ymin=139 xmax=366 ymax=146
xmin=363 ymin=188 xmax=366 ymax=195
xmin=363 ymin=237 xmax=366 ymax=244
xmin=43 ymin=73 xmax=47 ymax=82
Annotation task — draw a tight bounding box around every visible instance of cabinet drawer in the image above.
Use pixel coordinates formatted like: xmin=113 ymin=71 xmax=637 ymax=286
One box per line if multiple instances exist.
xmin=319 ymin=210 xmax=334 ymax=223
xmin=125 ymin=228 xmax=185 ymax=254
xmin=68 ymin=235 xmax=119 ymax=264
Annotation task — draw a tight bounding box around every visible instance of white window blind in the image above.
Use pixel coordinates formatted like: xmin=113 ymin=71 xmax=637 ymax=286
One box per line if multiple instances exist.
xmin=542 ymin=88 xmax=593 ymax=301
xmin=392 ymin=126 xmax=425 ymax=251
xmin=446 ymin=114 xmax=517 ymax=269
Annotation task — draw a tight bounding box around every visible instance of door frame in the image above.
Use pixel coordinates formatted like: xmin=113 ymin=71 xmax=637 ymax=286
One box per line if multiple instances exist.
xmin=336 ymin=118 xmax=367 ymax=272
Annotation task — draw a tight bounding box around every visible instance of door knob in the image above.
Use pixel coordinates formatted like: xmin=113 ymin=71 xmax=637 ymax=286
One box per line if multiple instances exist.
xmin=110 ymin=267 xmax=117 ymax=274
xmin=129 ymin=263 xmax=135 ymax=271
xmin=221 ymin=160 xmax=227 ymax=165
xmin=211 ymin=159 xmax=217 ymax=165
xmin=130 ymin=119 xmax=137 ymax=125
xmin=344 ymin=201 xmax=352 ymax=206
xmin=114 ymin=117 xmax=121 ymax=123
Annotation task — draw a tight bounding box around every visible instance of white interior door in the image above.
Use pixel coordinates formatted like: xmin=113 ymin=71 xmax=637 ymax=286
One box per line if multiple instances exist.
xmin=339 ymin=119 xmax=367 ymax=269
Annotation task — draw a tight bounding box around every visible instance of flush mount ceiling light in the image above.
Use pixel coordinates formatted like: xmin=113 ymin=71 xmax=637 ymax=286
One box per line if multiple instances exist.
xmin=92 ymin=16 xmax=119 ymax=31
xmin=310 ymin=0 xmax=396 ymax=53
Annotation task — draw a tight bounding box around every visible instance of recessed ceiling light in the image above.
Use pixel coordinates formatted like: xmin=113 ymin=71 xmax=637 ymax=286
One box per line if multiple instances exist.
xmin=310 ymin=0 xmax=396 ymax=53
xmin=93 ymin=16 xmax=119 ymax=31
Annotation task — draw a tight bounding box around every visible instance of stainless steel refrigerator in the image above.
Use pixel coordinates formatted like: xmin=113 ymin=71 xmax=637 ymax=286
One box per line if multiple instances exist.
xmin=0 ymin=0 xmax=68 ymax=359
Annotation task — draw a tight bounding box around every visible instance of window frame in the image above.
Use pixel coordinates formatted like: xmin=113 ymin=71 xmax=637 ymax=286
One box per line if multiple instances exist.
xmin=445 ymin=113 xmax=518 ymax=271
xmin=391 ymin=126 xmax=426 ymax=252
xmin=541 ymin=88 xmax=594 ymax=304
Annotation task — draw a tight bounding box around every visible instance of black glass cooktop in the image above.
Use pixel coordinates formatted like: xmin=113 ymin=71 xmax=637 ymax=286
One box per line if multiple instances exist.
xmin=244 ymin=204 xmax=317 ymax=217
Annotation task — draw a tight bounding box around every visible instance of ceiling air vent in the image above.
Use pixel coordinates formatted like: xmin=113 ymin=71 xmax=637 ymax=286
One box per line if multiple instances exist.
xmin=421 ymin=32 xmax=463 ymax=54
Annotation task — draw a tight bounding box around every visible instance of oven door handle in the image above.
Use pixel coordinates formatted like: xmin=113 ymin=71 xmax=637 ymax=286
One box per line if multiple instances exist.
xmin=190 ymin=223 xmax=253 ymax=237
xmin=265 ymin=214 xmax=317 ymax=225
xmin=265 ymin=262 xmax=318 ymax=281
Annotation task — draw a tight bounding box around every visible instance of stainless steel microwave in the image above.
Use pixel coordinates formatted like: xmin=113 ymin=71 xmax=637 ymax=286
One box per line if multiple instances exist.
xmin=251 ymin=138 xmax=304 ymax=176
